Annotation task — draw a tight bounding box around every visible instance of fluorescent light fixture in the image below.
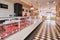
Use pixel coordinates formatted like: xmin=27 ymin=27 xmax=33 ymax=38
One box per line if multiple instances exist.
xmin=30 ymin=7 xmax=34 ymax=10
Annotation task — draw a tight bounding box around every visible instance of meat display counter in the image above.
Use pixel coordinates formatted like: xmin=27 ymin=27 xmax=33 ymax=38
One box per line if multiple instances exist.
xmin=0 ymin=17 xmax=42 ymax=40
xmin=0 ymin=18 xmax=19 ymax=39
xmin=20 ymin=17 xmax=33 ymax=30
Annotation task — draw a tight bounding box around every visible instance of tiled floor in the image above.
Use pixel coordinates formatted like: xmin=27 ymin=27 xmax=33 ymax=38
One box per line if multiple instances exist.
xmin=25 ymin=20 xmax=60 ymax=40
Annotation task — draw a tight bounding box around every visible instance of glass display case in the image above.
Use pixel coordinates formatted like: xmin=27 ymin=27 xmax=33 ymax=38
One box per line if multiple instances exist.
xmin=0 ymin=18 xmax=19 ymax=39
xmin=0 ymin=17 xmax=34 ymax=39
xmin=20 ymin=17 xmax=33 ymax=30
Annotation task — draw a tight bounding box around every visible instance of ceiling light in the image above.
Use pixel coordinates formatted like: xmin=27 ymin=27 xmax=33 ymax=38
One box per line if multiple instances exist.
xmin=30 ymin=7 xmax=34 ymax=10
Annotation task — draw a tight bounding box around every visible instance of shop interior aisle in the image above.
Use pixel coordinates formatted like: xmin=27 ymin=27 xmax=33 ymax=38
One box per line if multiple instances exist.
xmin=25 ymin=20 xmax=60 ymax=40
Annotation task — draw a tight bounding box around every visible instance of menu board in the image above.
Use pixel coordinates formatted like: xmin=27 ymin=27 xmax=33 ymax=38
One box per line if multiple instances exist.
xmin=0 ymin=3 xmax=8 ymax=9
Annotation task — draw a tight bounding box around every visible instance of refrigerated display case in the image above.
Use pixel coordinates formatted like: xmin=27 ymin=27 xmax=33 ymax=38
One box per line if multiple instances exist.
xmin=0 ymin=17 xmax=42 ymax=40
xmin=0 ymin=23 xmax=19 ymax=39
xmin=0 ymin=18 xmax=19 ymax=39
xmin=20 ymin=17 xmax=33 ymax=30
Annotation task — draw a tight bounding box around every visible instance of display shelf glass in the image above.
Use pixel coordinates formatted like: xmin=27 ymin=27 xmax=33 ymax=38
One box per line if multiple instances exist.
xmin=20 ymin=17 xmax=33 ymax=30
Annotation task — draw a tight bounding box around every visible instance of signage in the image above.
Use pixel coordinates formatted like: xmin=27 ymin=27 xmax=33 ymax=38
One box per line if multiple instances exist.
xmin=0 ymin=3 xmax=8 ymax=9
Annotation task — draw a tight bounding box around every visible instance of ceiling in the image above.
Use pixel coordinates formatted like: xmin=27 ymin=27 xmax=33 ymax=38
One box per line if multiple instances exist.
xmin=5 ymin=0 xmax=59 ymax=9
xmin=5 ymin=0 xmax=32 ymax=8
xmin=28 ymin=0 xmax=56 ymax=8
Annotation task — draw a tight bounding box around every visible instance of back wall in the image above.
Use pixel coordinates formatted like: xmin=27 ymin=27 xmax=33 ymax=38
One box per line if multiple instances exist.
xmin=0 ymin=0 xmax=14 ymax=17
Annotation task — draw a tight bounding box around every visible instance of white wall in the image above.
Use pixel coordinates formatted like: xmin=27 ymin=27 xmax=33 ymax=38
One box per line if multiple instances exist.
xmin=0 ymin=0 xmax=14 ymax=17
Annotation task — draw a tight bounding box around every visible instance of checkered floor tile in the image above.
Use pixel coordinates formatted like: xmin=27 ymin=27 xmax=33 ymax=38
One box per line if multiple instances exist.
xmin=33 ymin=20 xmax=60 ymax=40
